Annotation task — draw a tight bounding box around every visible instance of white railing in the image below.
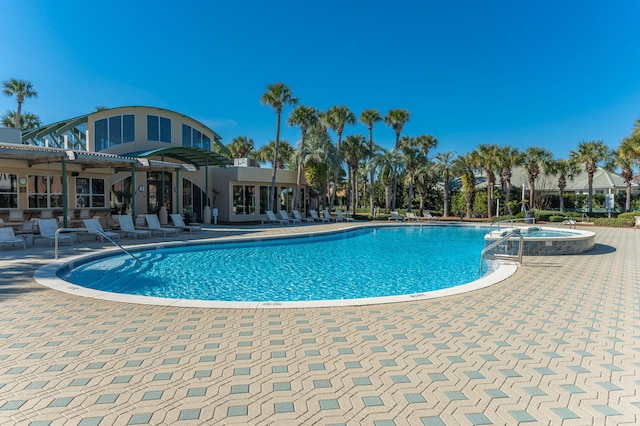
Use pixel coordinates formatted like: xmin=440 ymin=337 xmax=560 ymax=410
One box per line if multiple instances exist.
xmin=54 ymin=228 xmax=140 ymax=264
xmin=489 ymin=217 xmax=532 ymax=232
xmin=479 ymin=231 xmax=524 ymax=274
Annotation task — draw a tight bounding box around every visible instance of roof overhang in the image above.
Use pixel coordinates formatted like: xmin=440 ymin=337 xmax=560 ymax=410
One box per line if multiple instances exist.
xmin=126 ymin=146 xmax=231 ymax=169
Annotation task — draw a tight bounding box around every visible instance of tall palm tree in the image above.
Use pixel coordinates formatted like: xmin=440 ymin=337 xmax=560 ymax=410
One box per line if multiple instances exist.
xmin=2 ymin=79 xmax=38 ymax=131
xmin=547 ymin=159 xmax=581 ymax=212
xmin=611 ymin=138 xmax=637 ymax=212
xmin=452 ymin=153 xmax=477 ymax=218
xmin=256 ymin=140 xmax=294 ymax=169
xmin=359 ymin=109 xmax=382 ymax=215
xmin=569 ymin=140 xmax=610 ymax=213
xmin=384 ymin=108 xmax=410 ymax=209
xmin=288 ymin=105 xmax=319 ymax=211
xmin=371 ymin=149 xmax=404 ymax=213
xmin=341 ymin=134 xmax=368 ymax=215
xmin=471 ymin=144 xmax=500 ymax=218
xmin=260 ymin=83 xmax=298 ymax=212
xmin=522 ymin=147 xmax=553 ymax=210
xmin=1 ymin=110 xmax=41 ymax=131
xmin=495 ymin=146 xmax=523 ymax=215
xmin=325 ymin=105 xmax=356 ymax=208
xmin=399 ymin=136 xmax=421 ymax=211
xmin=227 ymin=136 xmax=255 ymax=159
xmin=433 ymin=151 xmax=456 ymax=217
xmin=300 ymin=131 xmax=338 ymax=210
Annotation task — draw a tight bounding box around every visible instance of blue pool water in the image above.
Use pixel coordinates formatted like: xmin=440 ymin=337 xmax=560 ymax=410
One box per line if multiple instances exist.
xmin=60 ymin=226 xmax=489 ymax=302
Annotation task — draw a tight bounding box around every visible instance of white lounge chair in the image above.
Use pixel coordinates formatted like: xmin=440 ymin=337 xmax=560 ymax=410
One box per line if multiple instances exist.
xmin=308 ymin=210 xmax=329 ymax=223
xmin=145 ymin=214 xmax=180 ymax=236
xmin=280 ymin=210 xmax=300 ymax=223
xmin=8 ymin=210 xmax=24 ymax=222
xmin=635 ymin=216 xmax=640 ymax=230
xmin=115 ymin=215 xmax=151 ymax=239
xmin=292 ymin=210 xmax=314 ymax=223
xmin=388 ymin=211 xmax=403 ymax=221
xmin=404 ymin=212 xmax=421 ymax=222
xmin=39 ymin=209 xmax=54 ymax=219
xmin=83 ymin=218 xmax=121 ymax=242
xmin=422 ymin=212 xmax=440 ymax=221
xmin=170 ymin=214 xmax=201 ymax=233
xmin=336 ymin=210 xmax=354 ymax=222
xmin=265 ymin=210 xmax=289 ymax=224
xmin=36 ymin=218 xmax=74 ymax=246
xmin=322 ymin=209 xmax=340 ymax=222
xmin=0 ymin=227 xmax=25 ymax=249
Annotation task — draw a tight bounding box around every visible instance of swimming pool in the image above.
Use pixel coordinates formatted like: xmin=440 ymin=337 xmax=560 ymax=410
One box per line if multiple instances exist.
xmin=55 ymin=226 xmax=502 ymax=306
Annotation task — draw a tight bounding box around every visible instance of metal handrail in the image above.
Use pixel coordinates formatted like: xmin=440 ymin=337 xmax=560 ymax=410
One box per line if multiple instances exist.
xmin=488 ymin=217 xmax=532 ymax=232
xmin=54 ymin=227 xmax=141 ymax=265
xmin=479 ymin=231 xmax=524 ymax=273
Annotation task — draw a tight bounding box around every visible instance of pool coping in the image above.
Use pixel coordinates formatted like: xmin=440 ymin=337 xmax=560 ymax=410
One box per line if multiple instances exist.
xmin=33 ymin=222 xmax=519 ymax=309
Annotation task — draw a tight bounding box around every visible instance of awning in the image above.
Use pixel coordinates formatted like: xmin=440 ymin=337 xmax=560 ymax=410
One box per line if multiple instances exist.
xmin=126 ymin=146 xmax=232 ymax=168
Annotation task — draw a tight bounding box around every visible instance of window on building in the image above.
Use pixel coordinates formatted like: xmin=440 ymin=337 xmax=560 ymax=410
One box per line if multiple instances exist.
xmin=75 ymin=178 xmax=106 ymax=208
xmin=259 ymin=185 xmax=270 ymax=214
xmin=147 ymin=115 xmax=171 ymax=143
xmin=27 ymin=175 xmax=64 ymax=208
xmin=0 ymin=173 xmax=18 ymax=209
xmin=182 ymin=123 xmax=212 ymax=150
xmin=95 ymin=115 xmax=135 ymax=151
xmin=233 ymin=185 xmax=256 ymax=215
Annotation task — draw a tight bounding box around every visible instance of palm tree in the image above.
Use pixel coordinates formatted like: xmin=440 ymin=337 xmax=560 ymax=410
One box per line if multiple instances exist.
xmin=569 ymin=140 xmax=611 ymax=213
xmin=611 ymin=138 xmax=637 ymax=212
xmin=399 ymin=136 xmax=421 ymax=211
xmin=359 ymin=109 xmax=382 ymax=215
xmin=256 ymin=140 xmax=294 ymax=169
xmin=522 ymin=147 xmax=553 ymax=210
xmin=414 ymin=160 xmax=438 ymax=215
xmin=2 ymin=79 xmax=38 ymax=131
xmin=288 ymin=105 xmax=319 ymax=211
xmin=1 ymin=110 xmax=41 ymax=131
xmin=341 ymin=134 xmax=368 ymax=215
xmin=371 ymin=149 xmax=404 ymax=213
xmin=471 ymin=144 xmax=500 ymax=218
xmin=547 ymin=159 xmax=581 ymax=212
xmin=384 ymin=108 xmax=410 ymax=209
xmin=227 ymin=136 xmax=255 ymax=159
xmin=453 ymin=153 xmax=477 ymax=219
xmin=324 ymin=105 xmax=356 ymax=208
xmin=260 ymin=83 xmax=298 ymax=212
xmin=300 ymin=131 xmax=338 ymax=210
xmin=495 ymin=146 xmax=523 ymax=215
xmin=433 ymin=151 xmax=456 ymax=217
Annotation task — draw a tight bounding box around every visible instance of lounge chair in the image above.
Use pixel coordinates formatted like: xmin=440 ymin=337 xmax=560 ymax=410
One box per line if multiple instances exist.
xmin=83 ymin=218 xmax=121 ymax=242
xmin=336 ymin=210 xmax=354 ymax=222
xmin=404 ymin=212 xmax=421 ymax=222
xmin=170 ymin=214 xmax=201 ymax=233
xmin=36 ymin=218 xmax=74 ymax=246
xmin=145 ymin=214 xmax=180 ymax=236
xmin=388 ymin=211 xmax=403 ymax=221
xmin=79 ymin=209 xmax=92 ymax=220
xmin=0 ymin=227 xmax=26 ymax=249
xmin=422 ymin=212 xmax=440 ymax=221
xmin=308 ymin=210 xmax=329 ymax=223
xmin=8 ymin=210 xmax=24 ymax=222
xmin=115 ymin=215 xmax=151 ymax=239
xmin=322 ymin=209 xmax=340 ymax=222
xmin=39 ymin=209 xmax=54 ymax=219
xmin=635 ymin=216 xmax=640 ymax=230
xmin=561 ymin=219 xmax=577 ymax=229
xmin=292 ymin=210 xmax=314 ymax=223
xmin=265 ymin=210 xmax=289 ymax=224
xmin=280 ymin=210 xmax=300 ymax=224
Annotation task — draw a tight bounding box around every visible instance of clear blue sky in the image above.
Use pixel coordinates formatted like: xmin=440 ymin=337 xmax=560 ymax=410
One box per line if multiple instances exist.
xmin=1 ymin=0 xmax=639 ymax=159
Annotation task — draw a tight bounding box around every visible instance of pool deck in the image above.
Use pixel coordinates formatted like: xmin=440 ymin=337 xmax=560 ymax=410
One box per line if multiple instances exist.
xmin=0 ymin=222 xmax=638 ymax=425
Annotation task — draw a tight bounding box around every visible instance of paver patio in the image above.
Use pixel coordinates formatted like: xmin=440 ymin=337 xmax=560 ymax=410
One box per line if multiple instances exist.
xmin=0 ymin=223 xmax=638 ymax=425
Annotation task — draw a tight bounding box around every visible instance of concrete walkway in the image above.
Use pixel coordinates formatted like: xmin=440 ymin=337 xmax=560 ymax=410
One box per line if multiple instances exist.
xmin=0 ymin=224 xmax=638 ymax=425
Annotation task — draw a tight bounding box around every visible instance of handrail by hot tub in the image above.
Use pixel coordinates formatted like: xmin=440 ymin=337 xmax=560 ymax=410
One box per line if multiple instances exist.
xmin=54 ymin=227 xmax=141 ymax=265
xmin=489 ymin=217 xmax=532 ymax=232
xmin=480 ymin=231 xmax=524 ymax=274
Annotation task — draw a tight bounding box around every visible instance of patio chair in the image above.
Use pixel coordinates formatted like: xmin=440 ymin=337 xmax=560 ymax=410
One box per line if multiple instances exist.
xmin=265 ymin=210 xmax=289 ymax=224
xmin=308 ymin=209 xmax=329 ymax=223
xmin=388 ymin=211 xmax=403 ymax=221
xmin=145 ymin=214 xmax=180 ymax=236
xmin=422 ymin=211 xmax=441 ymax=221
xmin=79 ymin=209 xmax=92 ymax=220
xmin=322 ymin=209 xmax=340 ymax=222
xmin=170 ymin=214 xmax=202 ymax=233
xmin=292 ymin=210 xmax=314 ymax=223
xmin=279 ymin=210 xmax=300 ymax=223
xmin=39 ymin=209 xmax=54 ymax=219
xmin=36 ymin=218 xmax=74 ymax=246
xmin=115 ymin=215 xmax=151 ymax=239
xmin=0 ymin=227 xmax=26 ymax=249
xmin=8 ymin=210 xmax=24 ymax=222
xmin=404 ymin=212 xmax=421 ymax=222
xmin=336 ymin=210 xmax=354 ymax=222
xmin=635 ymin=216 xmax=640 ymax=230
xmin=83 ymin=218 xmax=121 ymax=242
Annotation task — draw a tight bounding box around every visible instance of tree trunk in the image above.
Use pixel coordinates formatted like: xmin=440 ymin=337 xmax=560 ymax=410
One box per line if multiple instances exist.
xmin=385 ymin=183 xmax=392 ymax=213
xmin=292 ymin=134 xmax=305 ymax=211
xmin=407 ymin=175 xmax=414 ymax=212
xmin=269 ymin=112 xmax=281 ymax=213
xmin=504 ymin=179 xmax=511 ymax=215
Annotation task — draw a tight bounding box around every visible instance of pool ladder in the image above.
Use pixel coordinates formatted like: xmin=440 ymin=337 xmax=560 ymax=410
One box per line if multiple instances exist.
xmin=479 ymin=231 xmax=524 ymax=274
